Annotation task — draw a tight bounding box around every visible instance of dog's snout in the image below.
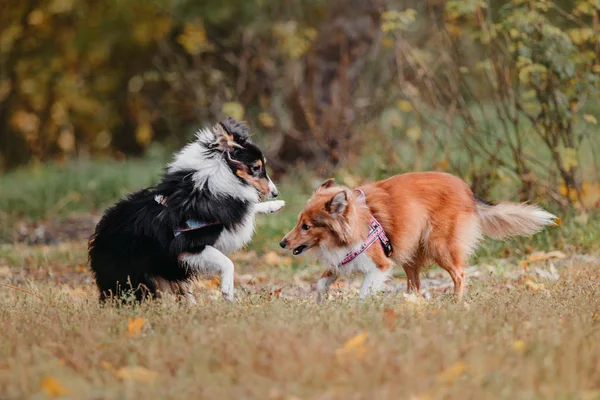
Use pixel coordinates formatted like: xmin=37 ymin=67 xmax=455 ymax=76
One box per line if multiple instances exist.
xmin=279 ymin=239 xmax=287 ymax=249
xmin=271 ymin=191 xmax=279 ymax=198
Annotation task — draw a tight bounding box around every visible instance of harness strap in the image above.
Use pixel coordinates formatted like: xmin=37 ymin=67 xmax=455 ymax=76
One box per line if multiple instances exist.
xmin=337 ymin=189 xmax=393 ymax=267
xmin=155 ymin=194 xmax=221 ymax=237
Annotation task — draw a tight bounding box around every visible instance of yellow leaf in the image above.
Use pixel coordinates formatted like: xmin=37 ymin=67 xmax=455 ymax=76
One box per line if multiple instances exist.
xmin=437 ymin=362 xmax=467 ymax=384
xmin=555 ymin=146 xmax=578 ymax=170
xmin=40 ymin=376 xmax=69 ymax=398
xmin=57 ymin=129 xmax=75 ymax=153
xmin=526 ymin=251 xmax=566 ymax=263
xmin=336 ymin=332 xmax=368 ymax=359
xmin=116 ymin=366 xmax=158 ymax=383
xmin=581 ymin=390 xmax=600 ymax=400
xmin=583 ymin=114 xmax=597 ymax=125
xmin=406 ymin=125 xmax=421 ymax=141
xmin=177 ymin=21 xmax=213 ymax=55
xmin=264 ymin=251 xmax=281 ymax=266
xmin=127 ymin=317 xmax=148 ymax=338
xmin=396 ymin=100 xmax=413 ymax=113
xmin=512 ymin=340 xmax=526 ymax=353
xmin=28 ymin=9 xmax=45 ymax=26
xmin=135 ymin=122 xmax=153 ymax=147
xmin=258 ymin=112 xmax=276 ymax=128
xmin=524 ymin=280 xmax=545 ymax=292
xmin=222 ymin=102 xmax=245 ymax=120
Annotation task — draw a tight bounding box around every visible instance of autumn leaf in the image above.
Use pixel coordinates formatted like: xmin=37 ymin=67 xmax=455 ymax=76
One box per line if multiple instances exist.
xmin=396 ymin=100 xmax=413 ymax=113
xmin=524 ymin=280 xmax=546 ymax=292
xmin=40 ymin=376 xmax=69 ymax=398
xmin=222 ymin=102 xmax=245 ymax=120
xmin=583 ymin=114 xmax=597 ymax=125
xmin=264 ymin=251 xmax=281 ymax=266
xmin=525 ymin=251 xmax=566 ymax=264
xmin=436 ymin=362 xmax=467 ymax=384
xmin=116 ymin=366 xmax=158 ymax=383
xmin=127 ymin=317 xmax=148 ymax=338
xmin=512 ymin=340 xmax=526 ymax=353
xmin=177 ymin=21 xmax=213 ymax=55
xmin=336 ymin=332 xmax=368 ymax=359
xmin=135 ymin=122 xmax=153 ymax=147
xmin=383 ymin=308 xmax=397 ymax=331
xmin=258 ymin=112 xmax=276 ymax=128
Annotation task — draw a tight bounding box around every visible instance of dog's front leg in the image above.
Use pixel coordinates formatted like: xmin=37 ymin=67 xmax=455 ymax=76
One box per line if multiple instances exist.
xmin=179 ymin=246 xmax=235 ymax=301
xmin=255 ymin=200 xmax=285 ymax=214
xmin=316 ymin=269 xmax=338 ymax=303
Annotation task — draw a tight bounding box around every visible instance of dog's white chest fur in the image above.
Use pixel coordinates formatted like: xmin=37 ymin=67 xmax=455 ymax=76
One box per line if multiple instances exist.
xmin=214 ymin=206 xmax=256 ymax=254
xmin=318 ymin=244 xmax=378 ymax=276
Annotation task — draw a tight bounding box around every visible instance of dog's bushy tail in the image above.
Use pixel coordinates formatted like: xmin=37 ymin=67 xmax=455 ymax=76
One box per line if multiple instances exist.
xmin=475 ymin=198 xmax=557 ymax=240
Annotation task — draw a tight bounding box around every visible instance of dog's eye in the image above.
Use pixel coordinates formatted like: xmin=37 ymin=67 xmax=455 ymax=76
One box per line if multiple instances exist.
xmin=251 ymin=165 xmax=261 ymax=173
xmin=301 ymin=224 xmax=310 ymax=231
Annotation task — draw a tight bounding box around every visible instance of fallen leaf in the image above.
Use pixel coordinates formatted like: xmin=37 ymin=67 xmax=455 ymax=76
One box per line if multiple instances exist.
xmin=336 ymin=332 xmax=368 ymax=359
xmin=264 ymin=251 xmax=281 ymax=266
xmin=581 ymin=389 xmax=600 ymax=400
xmin=525 ymin=251 xmax=566 ymax=264
xmin=222 ymin=101 xmax=245 ymax=120
xmin=41 ymin=376 xmax=69 ymax=398
xmin=512 ymin=340 xmax=526 ymax=353
xmin=524 ymin=280 xmax=545 ymax=292
xmin=383 ymin=308 xmax=397 ymax=331
xmin=115 ymin=366 xmax=158 ymax=383
xmin=127 ymin=317 xmax=148 ymax=338
xmin=437 ymin=362 xmax=467 ymax=384
xmin=0 ymin=266 xmax=12 ymax=278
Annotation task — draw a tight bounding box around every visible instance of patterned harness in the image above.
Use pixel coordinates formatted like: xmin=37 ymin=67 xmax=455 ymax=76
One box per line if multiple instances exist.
xmin=337 ymin=189 xmax=393 ymax=267
xmin=154 ymin=194 xmax=221 ymax=237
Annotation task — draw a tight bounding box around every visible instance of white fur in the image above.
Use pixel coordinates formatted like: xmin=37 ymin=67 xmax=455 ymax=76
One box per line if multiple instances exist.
xmin=317 ymin=243 xmax=391 ymax=300
xmin=167 ymin=128 xmax=258 ymax=203
xmin=180 ymin=246 xmax=235 ymax=301
xmin=214 ymin=207 xmax=257 ymax=255
xmin=255 ymin=200 xmax=285 ymax=214
xmin=476 ymin=202 xmax=557 ymax=240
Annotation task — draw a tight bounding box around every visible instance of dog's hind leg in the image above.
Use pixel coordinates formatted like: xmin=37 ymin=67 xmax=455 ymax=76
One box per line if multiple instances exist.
xmin=179 ymin=246 xmax=235 ymax=301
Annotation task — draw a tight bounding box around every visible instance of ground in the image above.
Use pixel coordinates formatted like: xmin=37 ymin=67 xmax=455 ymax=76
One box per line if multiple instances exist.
xmin=1 ymin=160 xmax=599 ymax=399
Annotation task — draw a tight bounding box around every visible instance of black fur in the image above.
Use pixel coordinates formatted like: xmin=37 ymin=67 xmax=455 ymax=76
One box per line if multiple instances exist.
xmin=89 ymin=119 xmax=264 ymax=303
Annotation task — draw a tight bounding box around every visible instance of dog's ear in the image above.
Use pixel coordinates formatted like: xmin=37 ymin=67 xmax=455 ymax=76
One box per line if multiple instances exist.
xmin=214 ymin=117 xmax=248 ymax=150
xmin=317 ymin=178 xmax=336 ymax=192
xmin=326 ymin=190 xmax=348 ymax=216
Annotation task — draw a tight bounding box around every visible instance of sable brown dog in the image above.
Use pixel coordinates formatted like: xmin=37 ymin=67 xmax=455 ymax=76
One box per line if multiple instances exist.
xmin=280 ymin=172 xmax=556 ymax=301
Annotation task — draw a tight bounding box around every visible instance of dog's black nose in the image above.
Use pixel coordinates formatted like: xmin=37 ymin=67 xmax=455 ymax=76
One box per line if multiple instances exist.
xmin=272 ymin=191 xmax=279 ymax=198
xmin=279 ymin=239 xmax=287 ymax=249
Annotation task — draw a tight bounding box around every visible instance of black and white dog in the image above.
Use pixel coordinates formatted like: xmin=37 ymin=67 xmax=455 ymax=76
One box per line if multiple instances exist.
xmin=88 ymin=118 xmax=284 ymax=303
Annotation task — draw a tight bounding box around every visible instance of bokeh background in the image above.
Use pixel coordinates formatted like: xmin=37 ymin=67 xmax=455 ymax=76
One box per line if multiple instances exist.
xmin=1 ymin=0 xmax=599 ymax=242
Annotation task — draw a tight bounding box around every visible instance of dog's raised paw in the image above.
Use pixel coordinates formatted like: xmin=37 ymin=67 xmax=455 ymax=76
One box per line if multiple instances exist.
xmin=266 ymin=200 xmax=286 ymax=213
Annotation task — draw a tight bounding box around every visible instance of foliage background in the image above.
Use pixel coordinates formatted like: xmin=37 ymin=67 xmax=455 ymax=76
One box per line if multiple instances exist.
xmin=1 ymin=0 xmax=599 ymax=206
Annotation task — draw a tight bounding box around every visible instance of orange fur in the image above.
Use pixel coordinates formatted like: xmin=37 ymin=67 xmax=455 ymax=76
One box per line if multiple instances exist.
xmin=281 ymin=172 xmax=556 ymax=301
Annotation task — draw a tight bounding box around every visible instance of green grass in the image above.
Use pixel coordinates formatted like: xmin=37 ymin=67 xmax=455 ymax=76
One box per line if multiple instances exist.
xmin=1 ymin=157 xmax=599 ymax=262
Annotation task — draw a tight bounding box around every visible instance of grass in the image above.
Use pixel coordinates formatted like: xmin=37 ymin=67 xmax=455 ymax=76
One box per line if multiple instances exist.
xmin=1 ymin=156 xmax=599 ymax=399
xmin=1 ymin=255 xmax=600 ymax=399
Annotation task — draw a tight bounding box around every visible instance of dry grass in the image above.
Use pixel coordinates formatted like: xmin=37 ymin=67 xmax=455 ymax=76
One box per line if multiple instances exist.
xmin=1 ymin=242 xmax=600 ymax=400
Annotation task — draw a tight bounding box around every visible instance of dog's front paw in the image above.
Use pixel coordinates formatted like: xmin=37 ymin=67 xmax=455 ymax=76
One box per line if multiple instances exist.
xmin=265 ymin=200 xmax=286 ymax=213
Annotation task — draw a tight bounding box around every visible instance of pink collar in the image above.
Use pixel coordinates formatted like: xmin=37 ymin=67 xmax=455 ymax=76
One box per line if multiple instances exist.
xmin=338 ymin=189 xmax=393 ymax=267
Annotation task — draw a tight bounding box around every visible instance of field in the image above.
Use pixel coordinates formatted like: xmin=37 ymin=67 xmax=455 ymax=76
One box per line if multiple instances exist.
xmin=1 ymin=159 xmax=600 ymax=399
